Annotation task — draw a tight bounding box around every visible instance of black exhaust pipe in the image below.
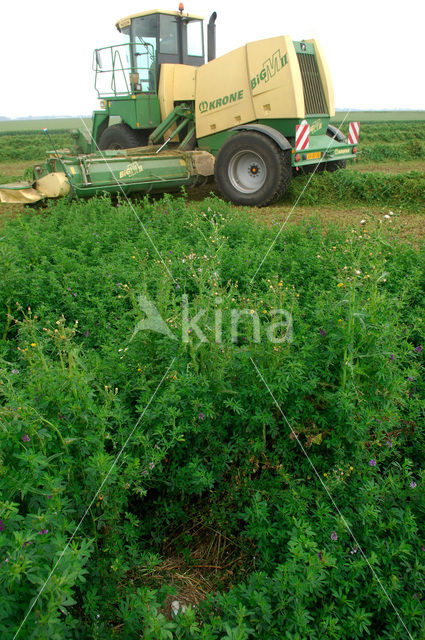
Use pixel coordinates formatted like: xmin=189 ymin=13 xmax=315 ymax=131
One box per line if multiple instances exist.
xmin=207 ymin=12 xmax=217 ymax=61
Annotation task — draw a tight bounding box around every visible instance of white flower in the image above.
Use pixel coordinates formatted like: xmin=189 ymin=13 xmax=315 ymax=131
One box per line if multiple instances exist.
xmin=389 ymin=211 xmax=394 ymax=216
xmin=355 ymin=270 xmax=361 ymax=275
xmin=171 ymin=600 xmax=187 ymax=616
xmin=384 ymin=214 xmax=390 ymax=219
xmin=360 ymin=219 xmax=366 ymax=224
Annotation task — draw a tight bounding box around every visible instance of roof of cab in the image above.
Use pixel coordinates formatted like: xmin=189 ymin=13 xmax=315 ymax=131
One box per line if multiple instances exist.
xmin=116 ymin=9 xmax=204 ymax=31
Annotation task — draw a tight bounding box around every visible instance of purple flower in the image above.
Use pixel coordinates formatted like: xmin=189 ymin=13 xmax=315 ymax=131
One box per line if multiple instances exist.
xmin=330 ymin=531 xmax=338 ymax=541
xmin=0 ymin=520 xmax=4 ymax=532
xmin=11 ymin=369 xmax=19 ymax=374
xmin=319 ymin=329 xmax=326 ymax=337
xmin=421 ymin=545 xmax=425 ymax=552
xmin=84 ymin=331 xmax=90 ymax=337
xmin=198 ymin=412 xmax=205 ymax=420
xmin=386 ymin=440 xmax=393 ymax=448
xmin=149 ymin=462 xmax=155 ymax=470
xmin=22 ymin=434 xmax=30 ymax=443
xmin=410 ymin=481 xmax=417 ymax=489
xmin=414 ymin=346 xmax=423 ymax=353
xmin=317 ymin=552 xmax=323 ymax=561
xmin=23 ymin=541 xmax=32 ymax=547
xmin=369 ymin=459 xmax=377 ymax=467
xmin=408 ymin=377 xmax=413 ymax=381
xmin=47 ymin=495 xmax=52 ymax=500
xmin=38 ymin=529 xmax=48 ymax=535
xmin=389 ymin=354 xmax=395 ymax=362
xmin=350 ymin=547 xmax=358 ymax=555
xmin=176 ymin=284 xmax=180 ymax=290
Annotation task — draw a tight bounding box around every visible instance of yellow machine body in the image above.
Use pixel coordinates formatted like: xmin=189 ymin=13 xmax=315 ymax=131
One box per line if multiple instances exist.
xmin=157 ymin=36 xmax=335 ymax=139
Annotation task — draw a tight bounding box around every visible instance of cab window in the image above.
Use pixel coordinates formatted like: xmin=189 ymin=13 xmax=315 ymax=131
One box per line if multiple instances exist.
xmin=159 ymin=15 xmax=179 ymax=55
xmin=186 ymin=19 xmax=203 ymax=57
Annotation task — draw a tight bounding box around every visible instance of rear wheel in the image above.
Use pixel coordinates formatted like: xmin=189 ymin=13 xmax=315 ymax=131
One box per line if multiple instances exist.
xmin=98 ymin=123 xmax=150 ymax=150
xmin=215 ymin=132 xmax=291 ymax=206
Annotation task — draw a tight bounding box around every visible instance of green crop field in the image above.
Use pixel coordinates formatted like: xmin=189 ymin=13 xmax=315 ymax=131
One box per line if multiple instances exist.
xmin=0 ymin=111 xmax=423 ymax=133
xmin=0 ymin=117 xmax=92 ymax=132
xmin=332 ymin=110 xmax=425 ymax=122
xmin=1 ymin=116 xmax=425 ymax=639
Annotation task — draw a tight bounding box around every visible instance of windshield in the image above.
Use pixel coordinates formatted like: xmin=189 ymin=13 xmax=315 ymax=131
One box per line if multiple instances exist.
xmin=123 ymin=15 xmax=157 ymax=92
xmin=131 ymin=15 xmax=157 ymax=61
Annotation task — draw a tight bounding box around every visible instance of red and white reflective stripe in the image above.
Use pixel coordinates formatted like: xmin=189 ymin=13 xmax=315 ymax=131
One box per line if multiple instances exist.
xmin=348 ymin=121 xmax=360 ymax=145
xmin=295 ymin=120 xmax=310 ymax=150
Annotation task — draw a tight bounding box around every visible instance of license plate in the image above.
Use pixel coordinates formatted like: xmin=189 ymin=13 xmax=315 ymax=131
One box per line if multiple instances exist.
xmin=306 ymin=151 xmax=321 ymax=160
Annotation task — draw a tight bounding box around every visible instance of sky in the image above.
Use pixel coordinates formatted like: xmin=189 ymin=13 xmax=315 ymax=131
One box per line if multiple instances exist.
xmin=1 ymin=0 xmax=424 ymax=118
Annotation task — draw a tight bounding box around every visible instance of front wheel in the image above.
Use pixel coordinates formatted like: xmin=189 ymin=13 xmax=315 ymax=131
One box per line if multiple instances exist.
xmin=98 ymin=123 xmax=151 ymax=150
xmin=214 ymin=132 xmax=291 ymax=206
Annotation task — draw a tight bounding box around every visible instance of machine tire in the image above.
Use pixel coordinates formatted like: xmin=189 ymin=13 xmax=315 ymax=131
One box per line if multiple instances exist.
xmin=98 ymin=123 xmax=150 ymax=150
xmin=215 ymin=132 xmax=291 ymax=206
xmin=325 ymin=125 xmax=347 ymax=171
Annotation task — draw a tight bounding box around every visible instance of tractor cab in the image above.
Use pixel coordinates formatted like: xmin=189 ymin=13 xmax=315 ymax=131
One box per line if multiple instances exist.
xmin=116 ymin=8 xmax=207 ymax=93
xmin=89 ymin=5 xmax=217 ymax=151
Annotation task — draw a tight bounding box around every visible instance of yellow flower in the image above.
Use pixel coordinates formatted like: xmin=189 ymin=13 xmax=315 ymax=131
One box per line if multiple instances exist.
xmin=337 ymin=283 xmax=344 ymax=288
xmin=349 ymin=466 xmax=354 ymax=471
xmin=30 ymin=343 xmax=36 ymax=347
xmin=323 ymin=473 xmax=328 ymax=477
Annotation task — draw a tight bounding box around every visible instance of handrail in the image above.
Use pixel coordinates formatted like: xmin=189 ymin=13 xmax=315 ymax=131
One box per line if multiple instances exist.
xmin=93 ymin=42 xmax=156 ymax=97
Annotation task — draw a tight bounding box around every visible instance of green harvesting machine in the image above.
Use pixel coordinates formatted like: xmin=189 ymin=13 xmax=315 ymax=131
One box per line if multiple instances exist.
xmin=0 ymin=5 xmax=359 ymax=207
